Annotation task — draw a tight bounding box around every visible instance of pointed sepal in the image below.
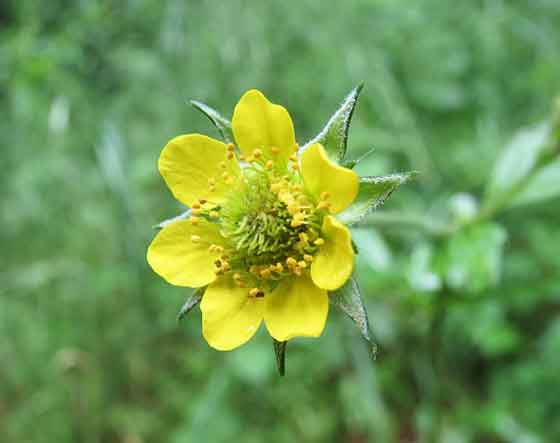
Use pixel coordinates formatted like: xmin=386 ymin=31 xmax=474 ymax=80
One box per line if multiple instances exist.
xmin=272 ymin=339 xmax=287 ymax=376
xmin=330 ymin=277 xmax=377 ymax=358
xmin=338 ymin=173 xmax=413 ymax=226
xmin=154 ymin=209 xmax=191 ymax=230
xmin=177 ymin=288 xmax=204 ymax=321
xmin=304 ymin=83 xmax=363 ymax=163
xmin=190 ymin=100 xmax=234 ymax=143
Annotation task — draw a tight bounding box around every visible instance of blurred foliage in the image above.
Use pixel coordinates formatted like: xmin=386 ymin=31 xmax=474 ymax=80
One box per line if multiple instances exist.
xmin=1 ymin=0 xmax=560 ymax=442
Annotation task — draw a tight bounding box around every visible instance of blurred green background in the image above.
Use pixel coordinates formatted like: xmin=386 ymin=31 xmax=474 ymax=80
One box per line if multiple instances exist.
xmin=2 ymin=1 xmax=560 ymax=442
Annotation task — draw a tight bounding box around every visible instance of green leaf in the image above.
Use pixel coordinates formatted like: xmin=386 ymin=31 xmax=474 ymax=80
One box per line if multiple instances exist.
xmin=331 ymin=277 xmax=377 ymax=357
xmin=154 ymin=209 xmax=191 ymax=230
xmin=485 ymin=122 xmax=550 ymax=208
xmin=177 ymin=288 xmax=204 ymax=321
xmin=190 ymin=100 xmax=234 ymax=143
xmin=304 ymin=83 xmax=363 ymax=163
xmin=511 ymin=158 xmax=560 ymax=207
xmin=438 ymin=223 xmax=507 ymax=294
xmin=272 ymin=339 xmax=287 ymax=376
xmin=337 ymin=173 xmax=412 ymax=226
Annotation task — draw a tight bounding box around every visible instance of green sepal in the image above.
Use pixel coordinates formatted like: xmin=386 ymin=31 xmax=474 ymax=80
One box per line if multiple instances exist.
xmin=304 ymin=83 xmax=363 ymax=163
xmin=330 ymin=277 xmax=377 ymax=358
xmin=272 ymin=339 xmax=287 ymax=376
xmin=177 ymin=287 xmax=204 ymax=321
xmin=341 ymin=147 xmax=375 ymax=170
xmin=154 ymin=209 xmax=191 ymax=230
xmin=190 ymin=100 xmax=234 ymax=143
xmin=338 ymin=173 xmax=413 ymax=226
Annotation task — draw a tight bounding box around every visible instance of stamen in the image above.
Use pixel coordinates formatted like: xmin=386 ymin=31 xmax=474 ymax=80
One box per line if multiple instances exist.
xmin=314 ymin=238 xmax=325 ymax=246
xmin=304 ymin=254 xmax=313 ymax=262
xmin=252 ymin=148 xmax=263 ymax=159
xmin=271 ymin=146 xmax=280 ymax=155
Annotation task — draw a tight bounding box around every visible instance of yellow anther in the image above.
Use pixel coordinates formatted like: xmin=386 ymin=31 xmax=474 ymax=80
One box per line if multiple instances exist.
xmin=293 ymin=266 xmax=303 ymax=276
xmin=275 ymin=262 xmax=284 ymax=273
xmin=299 ymin=232 xmax=309 ymax=243
xmin=192 ymin=202 xmax=201 ymax=209
xmin=222 ymin=171 xmax=230 ymax=179
xmin=291 ymin=219 xmax=303 ymax=228
xmin=265 ymin=160 xmax=274 ymax=170
xmin=293 ymin=143 xmax=299 ymax=153
xmin=287 ymin=205 xmax=299 ymax=215
xmin=320 ymin=191 xmax=331 ymax=200
xmin=317 ymin=201 xmax=331 ymax=210
xmin=271 ymin=146 xmax=280 ymax=155
xmin=288 ymin=155 xmax=297 ymax=162
xmin=314 ymin=238 xmax=325 ymax=246
xmin=291 ymin=163 xmax=299 ymax=171
xmin=224 ymin=176 xmax=234 ymax=185
xmin=190 ymin=216 xmax=200 ymax=226
xmin=190 ymin=235 xmax=201 ymax=243
xmin=286 ymin=257 xmax=297 ymax=267
xmin=208 ymin=177 xmax=216 ymax=186
xmin=304 ymin=254 xmax=313 ymax=262
xmin=209 ymin=210 xmax=219 ymax=218
xmin=249 ymin=265 xmax=259 ymax=274
xmin=239 ymin=154 xmax=246 ymax=161
xmin=214 ymin=245 xmax=224 ymax=254
xmin=226 ymin=152 xmax=234 ymax=160
xmin=235 ymin=279 xmax=246 ymax=288
xmin=252 ymin=148 xmax=263 ymax=159
xmin=219 ymin=161 xmax=227 ymax=169
xmin=260 ymin=268 xmax=271 ymax=279
xmin=297 ymin=194 xmax=308 ymax=204
xmin=226 ymin=143 xmax=235 ymax=152
xmin=291 ymin=184 xmax=303 ymax=192
xmin=249 ymin=288 xmax=264 ymax=298
xmin=191 ymin=208 xmax=200 ymax=216
xmin=298 ymin=260 xmax=307 ymax=268
xmin=294 ymin=212 xmax=306 ymax=222
xmin=233 ymin=273 xmax=242 ymax=281
xmin=209 ymin=184 xmax=216 ymax=192
xmin=221 ymin=261 xmax=231 ymax=272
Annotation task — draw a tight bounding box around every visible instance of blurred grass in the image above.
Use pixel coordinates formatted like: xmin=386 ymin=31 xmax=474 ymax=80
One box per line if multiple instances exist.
xmin=1 ymin=1 xmax=560 ymax=442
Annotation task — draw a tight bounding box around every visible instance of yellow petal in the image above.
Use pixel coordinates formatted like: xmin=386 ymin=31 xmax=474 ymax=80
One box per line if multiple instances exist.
xmin=158 ymin=134 xmax=240 ymax=207
xmin=147 ymin=220 xmax=224 ymax=287
xmin=311 ymin=216 xmax=354 ymax=290
xmin=264 ymin=275 xmax=328 ymax=341
xmin=200 ymin=277 xmax=264 ymax=351
xmin=232 ymin=89 xmax=296 ymax=163
xmin=301 ymin=143 xmax=359 ymax=213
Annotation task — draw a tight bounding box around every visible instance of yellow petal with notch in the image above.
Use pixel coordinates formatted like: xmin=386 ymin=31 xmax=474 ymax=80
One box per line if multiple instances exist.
xmin=264 ymin=275 xmax=328 ymax=341
xmin=311 ymin=215 xmax=354 ymax=290
xmin=301 ymin=143 xmax=359 ymax=214
xmin=158 ymin=134 xmax=240 ymax=207
xmin=232 ymin=89 xmax=296 ymax=163
xmin=201 ymin=277 xmax=264 ymax=351
xmin=147 ymin=220 xmax=224 ymax=287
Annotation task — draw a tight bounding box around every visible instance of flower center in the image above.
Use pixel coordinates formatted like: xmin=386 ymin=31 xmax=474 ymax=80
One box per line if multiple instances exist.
xmin=190 ymin=147 xmax=332 ymax=293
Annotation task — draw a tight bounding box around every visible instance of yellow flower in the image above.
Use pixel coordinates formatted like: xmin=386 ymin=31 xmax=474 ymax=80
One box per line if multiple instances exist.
xmin=147 ymin=89 xmax=359 ymax=351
